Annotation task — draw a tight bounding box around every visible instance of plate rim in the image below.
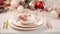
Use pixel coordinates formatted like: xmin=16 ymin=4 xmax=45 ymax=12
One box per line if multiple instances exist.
xmin=9 ymin=20 xmax=47 ymax=31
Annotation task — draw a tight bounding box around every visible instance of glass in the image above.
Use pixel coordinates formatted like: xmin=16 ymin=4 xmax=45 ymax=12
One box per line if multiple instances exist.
xmin=44 ymin=0 xmax=60 ymax=11
xmin=44 ymin=0 xmax=60 ymax=19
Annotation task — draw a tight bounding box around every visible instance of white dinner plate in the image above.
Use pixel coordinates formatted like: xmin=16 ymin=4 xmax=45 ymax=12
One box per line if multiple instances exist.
xmin=8 ymin=17 xmax=46 ymax=28
xmin=9 ymin=20 xmax=46 ymax=31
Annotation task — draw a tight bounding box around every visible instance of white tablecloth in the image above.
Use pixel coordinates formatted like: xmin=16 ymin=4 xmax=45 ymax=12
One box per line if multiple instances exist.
xmin=0 ymin=11 xmax=60 ymax=34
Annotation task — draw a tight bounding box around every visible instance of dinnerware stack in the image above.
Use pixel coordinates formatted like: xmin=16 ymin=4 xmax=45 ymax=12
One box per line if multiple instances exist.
xmin=8 ymin=11 xmax=47 ymax=31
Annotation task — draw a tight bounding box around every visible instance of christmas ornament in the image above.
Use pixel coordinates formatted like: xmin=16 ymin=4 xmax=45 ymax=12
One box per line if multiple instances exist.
xmin=50 ymin=9 xmax=59 ymax=18
xmin=19 ymin=2 xmax=24 ymax=6
xmin=19 ymin=15 xmax=27 ymax=21
xmin=25 ymin=0 xmax=31 ymax=4
xmin=17 ymin=5 xmax=24 ymax=12
xmin=6 ymin=0 xmax=11 ymax=6
xmin=0 ymin=0 xmax=7 ymax=13
xmin=5 ymin=3 xmax=10 ymax=7
xmin=58 ymin=14 xmax=60 ymax=17
xmin=29 ymin=1 xmax=35 ymax=10
xmin=0 ymin=1 xmax=4 ymax=9
xmin=0 ymin=1 xmax=4 ymax=5
xmin=19 ymin=0 xmax=25 ymax=6
xmin=35 ymin=1 xmax=44 ymax=10
xmin=10 ymin=0 xmax=20 ymax=9
xmin=24 ymin=0 xmax=32 ymax=8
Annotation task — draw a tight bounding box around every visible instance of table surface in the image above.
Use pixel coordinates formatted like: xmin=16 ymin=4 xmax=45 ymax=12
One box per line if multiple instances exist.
xmin=0 ymin=11 xmax=60 ymax=34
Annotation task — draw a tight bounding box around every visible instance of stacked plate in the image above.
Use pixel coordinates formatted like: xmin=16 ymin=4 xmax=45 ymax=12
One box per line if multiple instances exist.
xmin=8 ymin=11 xmax=47 ymax=31
xmin=8 ymin=17 xmax=46 ymax=31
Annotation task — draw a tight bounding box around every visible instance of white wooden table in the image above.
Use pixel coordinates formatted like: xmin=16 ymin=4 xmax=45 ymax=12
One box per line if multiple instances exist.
xmin=0 ymin=11 xmax=60 ymax=34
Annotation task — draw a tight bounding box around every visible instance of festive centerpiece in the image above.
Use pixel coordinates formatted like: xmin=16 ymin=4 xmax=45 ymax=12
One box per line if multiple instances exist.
xmin=0 ymin=0 xmax=7 ymax=13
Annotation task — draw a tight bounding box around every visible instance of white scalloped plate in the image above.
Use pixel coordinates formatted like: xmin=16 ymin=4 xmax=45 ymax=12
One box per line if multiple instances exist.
xmin=8 ymin=17 xmax=46 ymax=28
xmin=8 ymin=18 xmax=47 ymax=31
xmin=9 ymin=20 xmax=46 ymax=31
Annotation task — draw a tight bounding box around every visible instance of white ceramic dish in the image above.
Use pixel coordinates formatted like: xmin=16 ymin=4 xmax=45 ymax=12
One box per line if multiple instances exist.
xmin=9 ymin=20 xmax=46 ymax=31
xmin=8 ymin=10 xmax=47 ymax=31
xmin=8 ymin=17 xmax=47 ymax=31
xmin=8 ymin=15 xmax=46 ymax=27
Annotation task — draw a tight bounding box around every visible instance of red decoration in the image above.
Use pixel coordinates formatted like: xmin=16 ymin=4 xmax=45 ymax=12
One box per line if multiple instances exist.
xmin=0 ymin=1 xmax=4 ymax=5
xmin=6 ymin=4 xmax=10 ymax=7
xmin=19 ymin=15 xmax=27 ymax=21
xmin=35 ymin=1 xmax=44 ymax=10
xmin=45 ymin=9 xmax=48 ymax=12
xmin=0 ymin=1 xmax=4 ymax=9
xmin=58 ymin=14 xmax=60 ymax=17
xmin=19 ymin=2 xmax=24 ymax=6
